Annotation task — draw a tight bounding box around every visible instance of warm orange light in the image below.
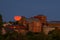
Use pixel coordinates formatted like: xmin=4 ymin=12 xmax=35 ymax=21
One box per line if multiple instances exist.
xmin=14 ymin=16 xmax=22 ymax=21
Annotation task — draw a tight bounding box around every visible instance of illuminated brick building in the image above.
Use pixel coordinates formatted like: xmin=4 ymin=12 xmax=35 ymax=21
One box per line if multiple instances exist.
xmin=34 ymin=15 xmax=47 ymax=24
xmin=28 ymin=15 xmax=60 ymax=34
xmin=28 ymin=15 xmax=47 ymax=33
xmin=3 ymin=15 xmax=60 ymax=34
xmin=28 ymin=19 xmax=42 ymax=32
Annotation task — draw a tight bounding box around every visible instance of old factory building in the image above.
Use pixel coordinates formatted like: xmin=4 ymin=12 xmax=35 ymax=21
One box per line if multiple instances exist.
xmin=3 ymin=15 xmax=60 ymax=35
xmin=27 ymin=15 xmax=60 ymax=34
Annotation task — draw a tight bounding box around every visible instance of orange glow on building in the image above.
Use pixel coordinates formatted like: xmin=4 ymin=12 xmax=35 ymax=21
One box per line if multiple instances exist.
xmin=14 ymin=16 xmax=22 ymax=21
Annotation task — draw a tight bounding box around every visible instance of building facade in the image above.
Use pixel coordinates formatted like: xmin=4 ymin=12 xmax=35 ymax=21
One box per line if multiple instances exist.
xmin=3 ymin=15 xmax=60 ymax=35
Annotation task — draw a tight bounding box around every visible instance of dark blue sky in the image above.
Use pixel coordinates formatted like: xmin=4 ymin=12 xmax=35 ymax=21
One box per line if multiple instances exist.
xmin=0 ymin=0 xmax=60 ymax=22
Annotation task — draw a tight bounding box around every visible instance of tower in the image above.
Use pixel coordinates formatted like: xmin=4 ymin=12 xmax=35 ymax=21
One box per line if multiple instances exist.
xmin=33 ymin=15 xmax=47 ymax=32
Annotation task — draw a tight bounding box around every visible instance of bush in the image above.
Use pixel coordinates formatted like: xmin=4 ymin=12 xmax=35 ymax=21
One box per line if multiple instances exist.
xmin=47 ymin=29 xmax=60 ymax=40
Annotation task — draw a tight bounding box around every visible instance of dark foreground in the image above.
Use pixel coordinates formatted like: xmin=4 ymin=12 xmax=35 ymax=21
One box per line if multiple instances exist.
xmin=0 ymin=29 xmax=60 ymax=40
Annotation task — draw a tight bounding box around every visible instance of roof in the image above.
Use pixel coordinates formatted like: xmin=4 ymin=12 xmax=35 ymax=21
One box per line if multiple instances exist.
xmin=37 ymin=15 xmax=45 ymax=16
xmin=48 ymin=21 xmax=60 ymax=24
xmin=5 ymin=25 xmax=27 ymax=30
xmin=26 ymin=17 xmax=40 ymax=23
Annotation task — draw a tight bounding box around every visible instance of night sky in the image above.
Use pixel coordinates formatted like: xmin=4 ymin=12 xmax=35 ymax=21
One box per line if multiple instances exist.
xmin=0 ymin=0 xmax=60 ymax=22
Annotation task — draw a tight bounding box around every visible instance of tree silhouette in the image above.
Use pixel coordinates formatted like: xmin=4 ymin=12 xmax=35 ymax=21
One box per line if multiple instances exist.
xmin=0 ymin=14 xmax=3 ymax=28
xmin=0 ymin=14 xmax=3 ymax=40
